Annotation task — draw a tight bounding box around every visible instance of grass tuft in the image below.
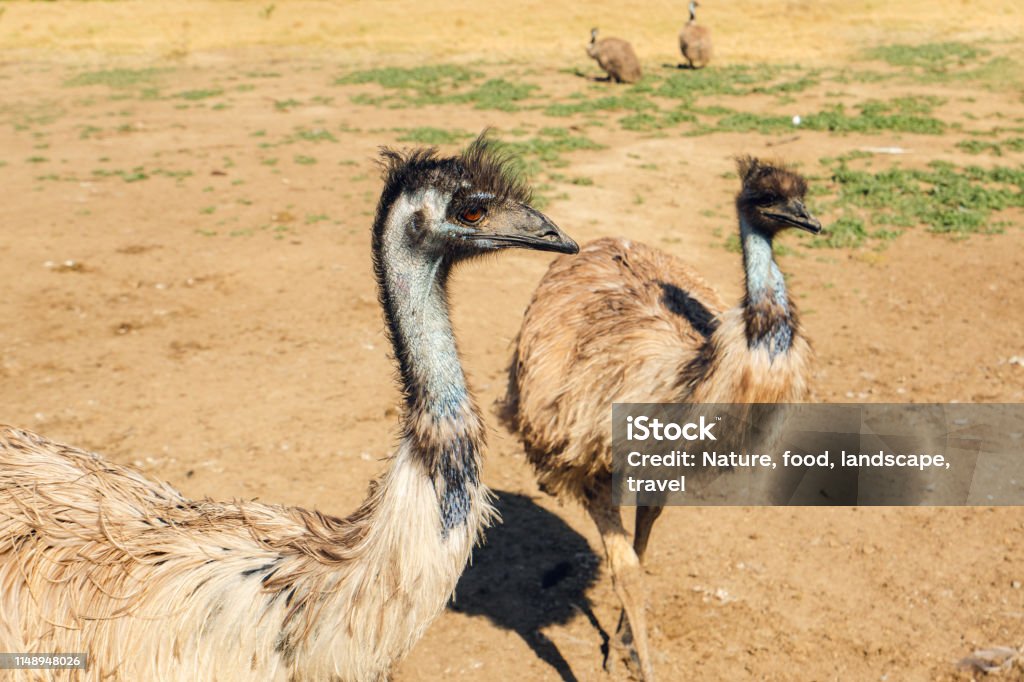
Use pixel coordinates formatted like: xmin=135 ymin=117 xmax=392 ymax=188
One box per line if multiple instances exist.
xmin=864 ymin=42 xmax=988 ymax=69
xmin=395 ymin=127 xmax=472 ymax=145
xmin=64 ymin=68 xmax=165 ymax=89
xmin=336 ymin=65 xmax=481 ymax=90
xmin=816 ymin=157 xmax=1024 ymax=242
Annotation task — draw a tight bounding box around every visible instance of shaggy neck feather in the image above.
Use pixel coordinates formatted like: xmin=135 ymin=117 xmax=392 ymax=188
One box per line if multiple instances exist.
xmin=375 ymin=189 xmax=481 ymax=533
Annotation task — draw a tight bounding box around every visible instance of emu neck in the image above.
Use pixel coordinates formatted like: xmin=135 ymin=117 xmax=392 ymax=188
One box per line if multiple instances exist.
xmin=739 ymin=214 xmax=794 ymax=357
xmin=382 ymin=255 xmax=466 ymax=413
xmin=375 ymin=189 xmax=482 ymax=534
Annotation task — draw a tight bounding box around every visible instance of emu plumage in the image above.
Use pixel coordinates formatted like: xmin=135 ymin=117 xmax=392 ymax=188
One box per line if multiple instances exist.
xmin=0 ymin=135 xmax=577 ymax=681
xmin=503 ymin=157 xmax=820 ymax=681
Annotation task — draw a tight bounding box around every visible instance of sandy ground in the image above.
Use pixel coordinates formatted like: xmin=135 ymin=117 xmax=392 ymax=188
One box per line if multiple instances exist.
xmin=1 ymin=2 xmax=1023 ymax=680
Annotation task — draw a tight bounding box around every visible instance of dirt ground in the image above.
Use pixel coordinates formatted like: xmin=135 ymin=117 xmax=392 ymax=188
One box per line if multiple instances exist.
xmin=1 ymin=1 xmax=1023 ymax=680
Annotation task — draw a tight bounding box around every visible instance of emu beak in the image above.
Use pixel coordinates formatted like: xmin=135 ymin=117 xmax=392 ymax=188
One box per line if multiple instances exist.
xmin=469 ymin=204 xmax=579 ymax=254
xmin=763 ymin=199 xmax=822 ymax=234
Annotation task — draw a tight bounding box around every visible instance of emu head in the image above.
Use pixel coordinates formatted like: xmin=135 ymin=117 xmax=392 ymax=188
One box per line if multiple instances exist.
xmin=590 ymin=27 xmax=599 ymax=44
xmin=373 ymin=134 xmax=578 ymax=268
xmin=689 ymin=0 xmax=699 ymax=21
xmin=735 ymin=156 xmax=822 ymax=237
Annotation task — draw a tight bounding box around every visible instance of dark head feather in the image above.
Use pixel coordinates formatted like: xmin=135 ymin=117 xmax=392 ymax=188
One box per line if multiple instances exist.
xmin=456 ymin=133 xmax=532 ymax=205
xmin=370 ymin=133 xmax=536 ymax=407
xmin=371 ymin=132 xmax=533 ymax=274
xmin=373 ymin=133 xmax=529 ymax=223
xmin=735 ymin=156 xmax=808 ymax=203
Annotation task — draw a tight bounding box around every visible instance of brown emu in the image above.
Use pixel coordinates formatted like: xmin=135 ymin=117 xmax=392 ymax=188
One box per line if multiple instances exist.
xmin=0 ymin=136 xmax=578 ymax=682
xmin=502 ymin=157 xmax=820 ymax=680
xmin=586 ymin=27 xmax=643 ymax=84
xmin=679 ymin=0 xmax=713 ymax=69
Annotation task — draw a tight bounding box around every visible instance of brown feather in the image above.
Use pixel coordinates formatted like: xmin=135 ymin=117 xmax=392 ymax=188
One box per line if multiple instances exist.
xmin=0 ymin=140 xmax=520 ymax=681
xmin=501 ymin=162 xmax=815 ymax=679
xmin=586 ymin=33 xmax=643 ymax=84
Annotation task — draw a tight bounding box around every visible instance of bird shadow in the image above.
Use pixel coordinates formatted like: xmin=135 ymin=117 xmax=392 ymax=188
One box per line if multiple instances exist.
xmin=661 ymin=62 xmax=697 ymax=70
xmin=571 ymin=69 xmax=613 ymax=83
xmin=449 ymin=490 xmax=604 ymax=682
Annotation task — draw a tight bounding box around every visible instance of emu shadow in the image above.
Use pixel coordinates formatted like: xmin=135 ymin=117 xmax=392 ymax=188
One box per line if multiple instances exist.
xmin=570 ymin=69 xmax=617 ymax=84
xmin=449 ymin=490 xmax=602 ymax=682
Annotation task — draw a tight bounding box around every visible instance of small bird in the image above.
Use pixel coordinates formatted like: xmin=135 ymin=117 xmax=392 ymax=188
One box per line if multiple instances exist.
xmin=0 ymin=134 xmax=578 ymax=682
xmin=503 ymin=157 xmax=821 ymax=681
xmin=679 ymin=0 xmax=713 ymax=69
xmin=586 ymin=27 xmax=643 ymax=84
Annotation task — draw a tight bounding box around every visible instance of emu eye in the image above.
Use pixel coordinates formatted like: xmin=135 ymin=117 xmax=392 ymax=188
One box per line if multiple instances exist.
xmin=759 ymin=193 xmax=779 ymax=206
xmin=459 ymin=207 xmax=486 ymax=224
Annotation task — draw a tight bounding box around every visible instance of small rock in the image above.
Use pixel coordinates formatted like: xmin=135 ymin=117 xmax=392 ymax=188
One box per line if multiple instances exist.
xmin=45 ymin=259 xmax=86 ymax=273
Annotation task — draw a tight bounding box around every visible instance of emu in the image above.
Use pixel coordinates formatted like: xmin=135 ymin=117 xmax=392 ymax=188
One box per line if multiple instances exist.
xmin=679 ymin=0 xmax=713 ymax=69
xmin=0 ymin=136 xmax=578 ymax=681
xmin=502 ymin=157 xmax=820 ymax=680
xmin=586 ymin=28 xmax=643 ymax=84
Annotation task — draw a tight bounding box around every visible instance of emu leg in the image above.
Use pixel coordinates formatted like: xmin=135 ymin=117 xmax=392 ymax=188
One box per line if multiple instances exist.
xmin=610 ymin=504 xmax=665 ymax=673
xmin=585 ymin=493 xmax=656 ymax=682
xmin=633 ymin=505 xmax=664 ymax=563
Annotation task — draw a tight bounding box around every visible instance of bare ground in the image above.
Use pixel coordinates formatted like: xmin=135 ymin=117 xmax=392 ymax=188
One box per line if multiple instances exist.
xmin=1 ymin=2 xmax=1023 ymax=680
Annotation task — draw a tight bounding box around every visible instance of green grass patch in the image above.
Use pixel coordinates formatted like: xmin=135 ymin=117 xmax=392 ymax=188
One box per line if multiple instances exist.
xmin=808 ymin=215 xmax=869 ymax=249
xmin=956 ymin=137 xmax=1024 ymax=156
xmin=477 ymin=128 xmax=605 ymax=205
xmin=864 ymin=42 xmax=988 ymax=70
xmin=495 ymin=127 xmax=603 ymax=174
xmin=64 ymin=68 xmax=165 ymax=89
xmin=447 ymin=78 xmax=536 ymax=111
xmin=689 ymin=97 xmax=947 ymax=136
xmin=656 ymin=64 xmax=812 ymax=100
xmin=805 ymin=98 xmax=946 ymax=134
xmin=544 ymin=92 xmax=656 ymax=117
xmin=291 ymin=127 xmax=338 ymax=143
xmin=178 ymin=88 xmax=223 ymax=101
xmin=863 ymin=42 xmax=1019 ymax=89
xmin=395 ymin=127 xmax=472 ymax=145
xmin=336 ymin=64 xmax=481 ymax=90
xmin=90 ymin=166 xmax=192 ymax=183
xmin=620 ymin=107 xmax=697 ymax=131
xmin=817 ymin=157 xmax=1024 ymax=241
xmin=274 ymin=98 xmax=302 ymax=111
xmin=337 ymin=66 xmax=537 ymax=111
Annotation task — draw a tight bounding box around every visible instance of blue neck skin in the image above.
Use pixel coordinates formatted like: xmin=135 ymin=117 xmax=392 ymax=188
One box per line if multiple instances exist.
xmin=740 ymin=215 xmax=793 ymax=357
xmin=379 ymin=189 xmax=478 ymax=534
